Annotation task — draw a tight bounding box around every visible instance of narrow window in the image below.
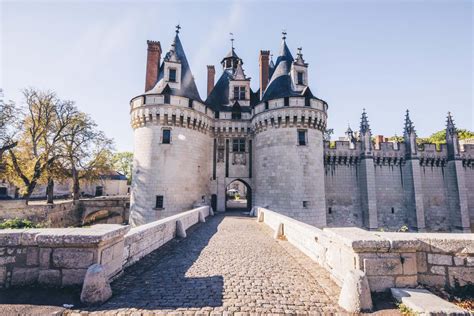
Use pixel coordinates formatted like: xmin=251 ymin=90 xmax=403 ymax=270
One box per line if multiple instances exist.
xmin=391 ymin=207 xmax=395 ymax=214
xmin=239 ymin=86 xmax=245 ymax=100
xmin=214 ymin=111 xmax=219 ymax=119
xmin=162 ymin=129 xmax=171 ymax=144
xmin=328 ymin=207 xmax=332 ymax=214
xmin=297 ymin=71 xmax=304 ymax=85
xmin=298 ymin=130 xmax=307 ymax=146
xmin=232 ymin=138 xmax=245 ymax=152
xmin=164 ymin=94 xmax=170 ymax=104
xmin=155 ymin=195 xmax=164 ymax=209
xmin=169 ymin=69 xmax=177 ymax=82
xmin=284 ymin=97 xmax=289 ymax=107
xmin=188 ymin=99 xmax=193 ymax=108
xmin=303 ymin=201 xmax=308 ymax=208
xmin=264 ymin=101 xmax=269 ymax=110
xmin=233 ymin=86 xmax=239 ymax=100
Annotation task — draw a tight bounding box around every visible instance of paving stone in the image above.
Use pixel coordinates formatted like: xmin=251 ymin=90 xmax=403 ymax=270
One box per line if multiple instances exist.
xmin=75 ymin=214 xmax=342 ymax=313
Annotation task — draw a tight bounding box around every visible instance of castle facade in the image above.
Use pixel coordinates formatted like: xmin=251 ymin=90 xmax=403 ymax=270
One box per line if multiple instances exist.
xmin=129 ymin=28 xmax=474 ymax=232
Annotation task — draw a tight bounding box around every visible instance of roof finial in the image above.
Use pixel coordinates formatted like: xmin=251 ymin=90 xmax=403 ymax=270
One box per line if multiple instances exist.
xmin=175 ymin=24 xmax=181 ymax=34
xmin=282 ymin=29 xmax=287 ymax=41
xmin=230 ymin=32 xmax=234 ymax=49
xmin=297 ymin=47 xmax=302 ymax=55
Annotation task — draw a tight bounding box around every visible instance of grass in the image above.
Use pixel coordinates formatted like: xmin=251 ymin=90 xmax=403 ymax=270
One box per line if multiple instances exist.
xmin=0 ymin=218 xmax=42 ymax=229
xmin=397 ymin=303 xmax=418 ymax=316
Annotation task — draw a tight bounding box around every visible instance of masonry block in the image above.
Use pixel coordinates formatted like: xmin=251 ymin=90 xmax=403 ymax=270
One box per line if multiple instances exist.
xmin=395 ymin=275 xmax=418 ymax=288
xmin=364 ymin=258 xmax=402 ymax=276
xmin=448 ymin=267 xmax=474 ymax=288
xmin=427 ymin=253 xmax=452 ymax=265
xmin=11 ymin=267 xmax=39 ymax=286
xmin=62 ymin=268 xmax=88 ymax=286
xmin=53 ymin=248 xmax=94 ymax=269
xmin=26 ymin=247 xmax=39 ymax=266
xmin=367 ymin=276 xmax=395 ymax=292
xmin=39 ymin=248 xmax=52 ymax=268
xmin=38 ymin=269 xmax=61 ymax=286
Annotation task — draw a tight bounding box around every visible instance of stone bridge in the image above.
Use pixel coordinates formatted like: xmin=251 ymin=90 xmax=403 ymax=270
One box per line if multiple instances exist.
xmin=0 ymin=206 xmax=473 ymax=314
xmin=0 ymin=196 xmax=130 ymax=227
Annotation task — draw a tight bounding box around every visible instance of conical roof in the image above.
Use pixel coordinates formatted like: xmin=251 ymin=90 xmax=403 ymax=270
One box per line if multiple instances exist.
xmin=146 ymin=33 xmax=202 ymax=102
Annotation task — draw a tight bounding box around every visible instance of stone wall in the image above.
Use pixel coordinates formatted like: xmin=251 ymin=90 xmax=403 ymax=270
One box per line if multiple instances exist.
xmin=130 ymin=122 xmax=211 ymax=226
xmin=123 ymin=206 xmax=210 ymax=267
xmin=257 ymin=207 xmax=474 ymax=292
xmin=0 ymin=225 xmax=129 ymax=288
xmin=0 ymin=206 xmax=210 ymax=289
xmin=0 ymin=197 xmax=130 ymax=227
xmin=325 ymin=141 xmax=473 ymax=232
xmin=254 ymin=127 xmax=326 ymax=227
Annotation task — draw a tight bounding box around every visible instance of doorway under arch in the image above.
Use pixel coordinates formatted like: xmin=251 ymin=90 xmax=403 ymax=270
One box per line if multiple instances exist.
xmin=225 ymin=179 xmax=252 ymax=212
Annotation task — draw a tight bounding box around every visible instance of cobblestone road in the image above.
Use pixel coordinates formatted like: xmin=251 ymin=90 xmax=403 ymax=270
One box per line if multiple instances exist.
xmin=73 ymin=213 xmax=343 ymax=315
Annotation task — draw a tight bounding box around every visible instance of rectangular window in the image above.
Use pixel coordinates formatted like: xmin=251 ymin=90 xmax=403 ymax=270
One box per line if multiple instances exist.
xmin=297 ymin=71 xmax=304 ymax=85
xmin=169 ymin=69 xmax=177 ymax=82
xmin=284 ymin=97 xmax=289 ymax=107
xmin=303 ymin=201 xmax=308 ymax=208
xmin=232 ymin=138 xmax=245 ymax=152
xmin=214 ymin=111 xmax=219 ymax=119
xmin=155 ymin=195 xmax=164 ymax=209
xmin=264 ymin=101 xmax=269 ymax=110
xmin=164 ymin=94 xmax=170 ymax=104
xmin=162 ymin=129 xmax=171 ymax=144
xmin=188 ymin=99 xmax=193 ymax=108
xmin=298 ymin=130 xmax=307 ymax=146
xmin=233 ymin=86 xmax=245 ymax=100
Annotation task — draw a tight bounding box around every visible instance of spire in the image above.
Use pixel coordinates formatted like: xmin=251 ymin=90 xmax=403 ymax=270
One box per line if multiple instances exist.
xmin=274 ymin=30 xmax=294 ymax=68
xmin=360 ymin=109 xmax=371 ymax=134
xmin=294 ymin=47 xmax=306 ymax=66
xmin=221 ymin=33 xmax=242 ymax=70
xmin=404 ymin=109 xmax=416 ymax=136
xmin=446 ymin=112 xmax=456 ymax=135
xmin=233 ymin=59 xmax=246 ymax=80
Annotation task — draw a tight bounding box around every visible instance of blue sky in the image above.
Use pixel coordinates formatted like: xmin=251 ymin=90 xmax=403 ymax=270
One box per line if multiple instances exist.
xmin=1 ymin=0 xmax=472 ymax=152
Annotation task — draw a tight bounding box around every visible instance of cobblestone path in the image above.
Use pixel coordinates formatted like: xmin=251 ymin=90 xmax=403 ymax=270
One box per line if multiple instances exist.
xmin=76 ymin=213 xmax=343 ymax=315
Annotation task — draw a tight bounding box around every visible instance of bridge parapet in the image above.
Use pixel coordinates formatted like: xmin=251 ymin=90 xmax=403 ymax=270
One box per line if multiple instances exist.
xmin=256 ymin=207 xmax=474 ymax=292
xmin=0 ymin=206 xmax=211 ymax=289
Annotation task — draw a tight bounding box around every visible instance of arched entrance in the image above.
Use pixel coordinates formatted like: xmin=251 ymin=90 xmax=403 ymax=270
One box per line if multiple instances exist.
xmin=225 ymin=179 xmax=251 ymax=212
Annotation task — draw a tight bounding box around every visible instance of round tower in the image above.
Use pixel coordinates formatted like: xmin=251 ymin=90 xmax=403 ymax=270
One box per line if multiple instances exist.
xmin=129 ymin=30 xmax=212 ymax=226
xmin=252 ymin=35 xmax=328 ymax=227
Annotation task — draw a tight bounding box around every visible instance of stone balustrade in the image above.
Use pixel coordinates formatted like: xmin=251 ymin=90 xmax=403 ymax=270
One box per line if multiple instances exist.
xmin=0 ymin=206 xmax=211 ymax=289
xmin=256 ymin=207 xmax=474 ymax=292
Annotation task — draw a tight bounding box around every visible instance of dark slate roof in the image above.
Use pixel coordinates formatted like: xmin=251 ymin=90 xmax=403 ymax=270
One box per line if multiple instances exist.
xmin=205 ymin=68 xmax=257 ymax=112
xmin=205 ymin=69 xmax=232 ymax=108
xmin=274 ymin=39 xmax=293 ymax=69
xmin=221 ymin=48 xmax=240 ymax=62
xmin=147 ymin=34 xmax=203 ymax=102
xmin=100 ymin=171 xmax=128 ymax=181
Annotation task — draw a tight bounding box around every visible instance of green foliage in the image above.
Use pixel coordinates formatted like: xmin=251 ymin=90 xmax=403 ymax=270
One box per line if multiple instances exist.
xmin=422 ymin=129 xmax=474 ymax=145
xmin=0 ymin=218 xmax=40 ymax=229
xmin=112 ymin=151 xmax=133 ymax=184
xmin=397 ymin=303 xmax=418 ymax=316
xmin=398 ymin=225 xmax=409 ymax=232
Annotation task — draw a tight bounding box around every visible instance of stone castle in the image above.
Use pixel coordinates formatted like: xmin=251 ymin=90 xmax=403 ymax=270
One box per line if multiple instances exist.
xmin=129 ymin=28 xmax=474 ymax=232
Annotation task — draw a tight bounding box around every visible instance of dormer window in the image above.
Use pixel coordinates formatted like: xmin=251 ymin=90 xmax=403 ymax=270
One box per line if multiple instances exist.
xmin=169 ymin=69 xmax=177 ymax=82
xmin=233 ymin=86 xmax=245 ymax=100
xmin=297 ymin=71 xmax=304 ymax=85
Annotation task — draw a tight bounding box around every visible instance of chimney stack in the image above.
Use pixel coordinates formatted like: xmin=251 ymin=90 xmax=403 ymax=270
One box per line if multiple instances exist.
xmin=145 ymin=40 xmax=162 ymax=92
xmin=207 ymin=65 xmax=215 ymax=97
xmin=259 ymin=50 xmax=270 ymax=99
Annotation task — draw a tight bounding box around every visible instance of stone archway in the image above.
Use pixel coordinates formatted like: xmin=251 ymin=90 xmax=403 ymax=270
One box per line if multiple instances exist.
xmin=225 ymin=179 xmax=252 ymax=212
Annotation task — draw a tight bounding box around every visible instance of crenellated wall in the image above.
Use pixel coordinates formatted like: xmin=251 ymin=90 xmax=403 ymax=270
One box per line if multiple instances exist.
xmin=324 ymin=140 xmax=474 ymax=232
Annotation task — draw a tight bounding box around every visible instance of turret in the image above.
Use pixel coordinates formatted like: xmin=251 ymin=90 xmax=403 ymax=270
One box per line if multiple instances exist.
xmin=291 ymin=47 xmax=308 ymax=92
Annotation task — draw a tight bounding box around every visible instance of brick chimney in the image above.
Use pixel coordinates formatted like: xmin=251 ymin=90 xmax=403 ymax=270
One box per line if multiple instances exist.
xmin=145 ymin=40 xmax=162 ymax=92
xmin=375 ymin=135 xmax=384 ymax=149
xmin=207 ymin=65 xmax=215 ymax=97
xmin=259 ymin=50 xmax=270 ymax=99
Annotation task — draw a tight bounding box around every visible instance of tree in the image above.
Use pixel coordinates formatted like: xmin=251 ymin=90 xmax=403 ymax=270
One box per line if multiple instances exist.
xmin=324 ymin=128 xmax=334 ymax=141
xmin=112 ymin=152 xmax=133 ymax=185
xmin=0 ymin=89 xmax=21 ymax=167
xmin=58 ymin=111 xmax=114 ymax=200
xmin=7 ymin=88 xmax=77 ymax=204
xmin=425 ymin=129 xmax=474 ymax=145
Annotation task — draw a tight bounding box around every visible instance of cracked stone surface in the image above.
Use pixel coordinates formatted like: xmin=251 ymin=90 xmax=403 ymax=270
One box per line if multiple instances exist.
xmin=72 ymin=213 xmax=343 ymax=314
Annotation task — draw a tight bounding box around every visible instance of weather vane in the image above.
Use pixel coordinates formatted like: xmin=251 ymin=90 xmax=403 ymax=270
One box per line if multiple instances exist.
xmin=230 ymin=32 xmax=234 ymax=49
xmin=282 ymin=29 xmax=287 ymax=40
xmin=297 ymin=47 xmax=302 ymax=55
xmin=175 ymin=24 xmax=181 ymax=34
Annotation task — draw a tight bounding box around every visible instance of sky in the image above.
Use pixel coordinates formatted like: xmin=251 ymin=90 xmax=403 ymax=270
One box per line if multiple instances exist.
xmin=1 ymin=0 xmax=472 ymax=152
